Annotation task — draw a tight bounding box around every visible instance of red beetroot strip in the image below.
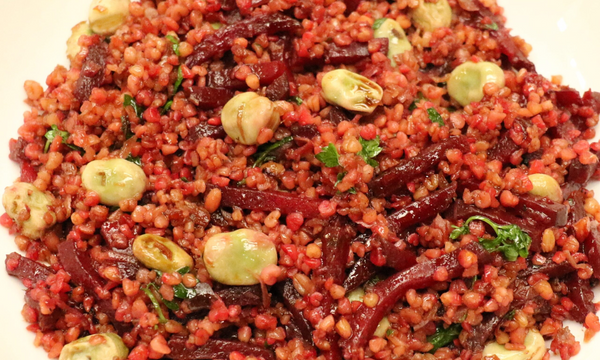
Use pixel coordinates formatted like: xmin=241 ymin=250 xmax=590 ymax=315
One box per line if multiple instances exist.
xmin=206 ymin=184 xmax=323 ymax=218
xmin=5 ymin=252 xmax=54 ymax=287
xmin=585 ymin=222 xmax=600 ymax=280
xmin=168 ymin=337 xmax=274 ymax=360
xmin=207 ymin=61 xmax=287 ymax=91
xmin=370 ymin=136 xmax=470 ymax=198
xmin=386 ymin=182 xmax=458 ymax=234
xmin=185 ymin=87 xmax=234 ymax=110
xmin=185 ymin=13 xmax=301 ymax=68
xmin=341 ymin=242 xmax=494 ymax=358
xmin=317 ymin=216 xmax=356 ymax=285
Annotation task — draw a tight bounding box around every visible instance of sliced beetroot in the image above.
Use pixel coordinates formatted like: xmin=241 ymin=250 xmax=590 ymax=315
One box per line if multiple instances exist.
xmin=265 ymin=73 xmax=290 ymax=101
xmin=324 ymin=39 xmax=388 ymax=65
xmin=168 ymin=337 xmax=274 ymax=360
xmin=514 ymin=194 xmax=568 ymax=227
xmin=378 ymin=240 xmax=418 ymax=271
xmin=340 ymin=242 xmax=494 ymax=356
xmin=567 ymin=158 xmax=598 ymax=185
xmin=5 ymin=252 xmax=54 ymax=287
xmin=207 ymin=61 xmax=287 ymax=91
xmin=387 ymin=183 xmax=457 ymax=234
xmin=185 ymin=14 xmax=301 ymax=68
xmin=184 ymin=283 xmax=217 ymax=312
xmin=343 ymin=256 xmax=377 ymax=293
xmin=370 ymin=136 xmax=470 ymax=197
xmin=488 ymin=121 xmax=525 ymax=165
xmin=316 ymin=216 xmax=356 ymax=285
xmin=217 ymin=285 xmax=262 ymax=307
xmin=57 ymin=240 xmax=106 ymax=295
xmin=8 ymin=137 xmax=28 ymax=164
xmin=585 ymin=222 xmax=600 ymax=280
xmin=206 ymin=185 xmax=323 ymax=218
xmin=460 ymin=313 xmax=501 ymax=351
xmin=25 ymin=290 xmax=62 ymax=332
xmin=566 ymin=274 xmax=595 ymax=323
xmin=187 ymin=122 xmax=227 ymax=142
xmin=73 ymin=39 xmax=107 ymax=102
xmin=185 ymin=87 xmax=234 ymax=110
xmin=275 ymin=280 xmax=313 ymax=343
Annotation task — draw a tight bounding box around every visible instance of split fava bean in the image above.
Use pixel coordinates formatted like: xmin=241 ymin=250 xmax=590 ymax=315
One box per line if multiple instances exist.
xmin=81 ymin=158 xmax=147 ymax=206
xmin=203 ymin=229 xmax=277 ymax=285
xmin=482 ymin=330 xmax=546 ymax=360
xmin=321 ymin=69 xmax=383 ymax=114
xmin=411 ymin=0 xmax=452 ymax=32
xmin=447 ymin=61 xmax=505 ymax=106
xmin=132 ymin=234 xmax=194 ymax=273
xmin=59 ymin=333 xmax=128 ymax=360
xmin=527 ymin=174 xmax=563 ymax=202
xmin=66 ymin=22 xmax=92 ymax=61
xmin=89 ymin=0 xmax=131 ymax=35
xmin=221 ymin=92 xmax=281 ymax=145
xmin=2 ymin=182 xmax=56 ymax=239
xmin=374 ymin=19 xmax=412 ymax=66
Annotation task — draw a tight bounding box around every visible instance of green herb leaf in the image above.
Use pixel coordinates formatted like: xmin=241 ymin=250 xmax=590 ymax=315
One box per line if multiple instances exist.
xmin=427 ymin=108 xmax=445 ymax=127
xmin=123 ymin=94 xmax=145 ymax=119
xmin=504 ymin=309 xmax=516 ymax=320
xmin=141 ymin=285 xmax=168 ymax=323
xmin=449 ymin=215 xmax=532 ymax=261
xmin=173 ymin=66 xmax=183 ymax=94
xmin=289 ymin=96 xmax=303 ymax=105
xmin=177 ymin=266 xmax=191 ymax=275
xmin=181 ymin=177 xmax=189 ymax=182
xmin=386 ymin=328 xmax=394 ymax=337
xmin=483 ymin=22 xmax=499 ymax=31
xmin=253 ymin=136 xmax=293 ymax=168
xmin=373 ymin=18 xmax=387 ymax=30
xmin=427 ymin=323 xmax=462 ymax=353
xmin=335 ymin=172 xmax=346 ymax=188
xmin=44 ymin=125 xmax=82 ymax=153
xmin=173 ymin=283 xmax=197 ymax=299
xmin=316 ymin=143 xmax=340 ymax=167
xmin=358 ymin=136 xmax=383 ymax=168
xmin=348 ymin=187 xmax=357 ymax=194
xmin=165 ymin=35 xmax=180 ymax=56
xmin=162 ymin=298 xmax=180 ymax=311
xmin=161 ymin=100 xmax=173 ymax=115
xmin=125 ymin=154 xmax=142 ymax=167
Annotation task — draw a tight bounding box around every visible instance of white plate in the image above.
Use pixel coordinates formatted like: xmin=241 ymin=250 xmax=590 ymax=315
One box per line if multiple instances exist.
xmin=0 ymin=1 xmax=598 ymax=359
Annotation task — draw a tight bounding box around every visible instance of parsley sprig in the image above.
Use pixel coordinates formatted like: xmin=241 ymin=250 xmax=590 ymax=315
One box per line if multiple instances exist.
xmin=253 ymin=136 xmax=293 ymax=168
xmin=316 ymin=143 xmax=340 ymax=167
xmin=44 ymin=125 xmax=82 ymax=153
xmin=427 ymin=108 xmax=445 ymax=127
xmin=449 ymin=215 xmax=532 ymax=261
xmin=165 ymin=35 xmax=180 ymax=56
xmin=358 ymin=136 xmax=383 ymax=167
xmin=427 ymin=323 xmax=462 ymax=353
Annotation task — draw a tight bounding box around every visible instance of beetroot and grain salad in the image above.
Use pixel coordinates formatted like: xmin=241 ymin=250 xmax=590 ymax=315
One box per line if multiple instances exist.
xmin=3 ymin=0 xmax=600 ymax=359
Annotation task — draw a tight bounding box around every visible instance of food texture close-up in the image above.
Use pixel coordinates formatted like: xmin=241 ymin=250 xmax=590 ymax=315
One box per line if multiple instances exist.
xmin=1 ymin=0 xmax=600 ymax=360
